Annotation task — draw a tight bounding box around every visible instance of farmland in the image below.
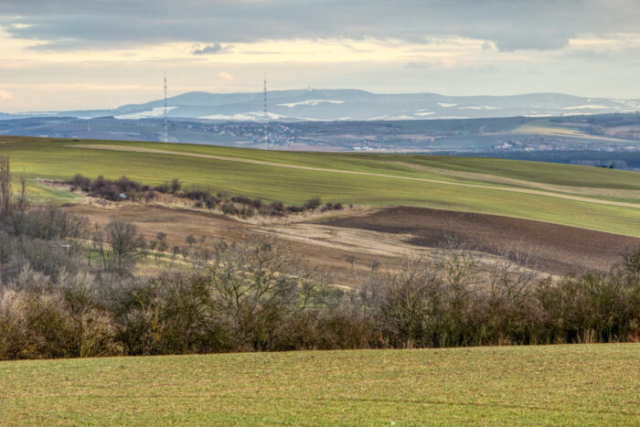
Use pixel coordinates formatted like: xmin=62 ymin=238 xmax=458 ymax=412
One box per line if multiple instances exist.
xmin=1 ymin=344 xmax=639 ymax=426
xmin=2 ymin=136 xmax=640 ymax=426
xmin=2 ymin=136 xmax=640 ymax=237
xmin=322 ymin=207 xmax=640 ymax=274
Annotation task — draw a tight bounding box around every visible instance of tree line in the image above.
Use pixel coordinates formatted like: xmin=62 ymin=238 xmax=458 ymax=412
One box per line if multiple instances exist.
xmin=1 ymin=154 xmax=640 ymax=360
xmin=68 ymin=173 xmax=343 ymax=218
xmin=1 ymin=205 xmax=639 ymax=360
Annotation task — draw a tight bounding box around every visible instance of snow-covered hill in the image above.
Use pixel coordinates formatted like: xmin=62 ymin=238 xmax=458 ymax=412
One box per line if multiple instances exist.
xmin=5 ymin=89 xmax=640 ymax=122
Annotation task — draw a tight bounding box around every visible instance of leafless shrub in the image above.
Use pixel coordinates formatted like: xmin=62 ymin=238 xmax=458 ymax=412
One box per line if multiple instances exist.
xmin=620 ymin=245 xmax=640 ymax=278
xmin=1 ymin=209 xmax=640 ymax=360
xmin=9 ymin=206 xmax=88 ymax=241
xmin=303 ymin=197 xmax=322 ymax=210
xmin=202 ymin=237 xmax=329 ymax=351
xmin=0 ymin=154 xmax=12 ymax=218
xmin=94 ymin=220 xmax=146 ymax=274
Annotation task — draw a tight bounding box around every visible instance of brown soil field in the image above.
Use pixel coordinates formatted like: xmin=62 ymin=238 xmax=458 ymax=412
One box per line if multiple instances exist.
xmin=62 ymin=203 xmax=639 ymax=281
xmin=62 ymin=204 xmax=404 ymax=285
xmin=321 ymin=207 xmax=640 ymax=275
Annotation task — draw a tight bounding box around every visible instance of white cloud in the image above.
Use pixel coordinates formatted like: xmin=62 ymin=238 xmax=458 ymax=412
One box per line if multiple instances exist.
xmin=217 ymin=72 xmax=233 ymax=81
xmin=0 ymin=89 xmax=13 ymax=101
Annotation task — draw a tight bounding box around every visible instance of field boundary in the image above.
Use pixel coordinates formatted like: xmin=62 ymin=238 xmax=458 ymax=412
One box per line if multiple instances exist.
xmin=70 ymin=144 xmax=640 ymax=210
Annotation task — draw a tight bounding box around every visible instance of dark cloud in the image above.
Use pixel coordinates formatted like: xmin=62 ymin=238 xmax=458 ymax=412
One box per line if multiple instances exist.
xmin=494 ymin=32 xmax=570 ymax=52
xmin=0 ymin=0 xmax=639 ymax=52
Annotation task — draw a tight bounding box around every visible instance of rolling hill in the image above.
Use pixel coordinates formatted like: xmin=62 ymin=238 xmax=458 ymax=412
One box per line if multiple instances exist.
xmin=2 ymin=136 xmax=640 ymax=237
xmin=3 ymin=90 xmax=639 ymax=122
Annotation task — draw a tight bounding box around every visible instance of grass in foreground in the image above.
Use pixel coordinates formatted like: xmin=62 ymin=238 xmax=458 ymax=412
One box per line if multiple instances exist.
xmin=1 ymin=344 xmax=639 ymax=426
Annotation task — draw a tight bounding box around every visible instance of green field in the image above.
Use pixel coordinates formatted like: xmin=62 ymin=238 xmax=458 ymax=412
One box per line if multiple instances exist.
xmin=2 ymin=136 xmax=640 ymax=236
xmin=1 ymin=344 xmax=639 ymax=426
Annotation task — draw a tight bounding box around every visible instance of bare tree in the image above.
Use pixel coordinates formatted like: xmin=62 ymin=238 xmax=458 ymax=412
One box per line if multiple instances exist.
xmin=620 ymin=245 xmax=640 ymax=278
xmin=95 ymin=220 xmax=146 ymax=274
xmin=433 ymin=235 xmax=480 ymax=310
xmin=487 ymin=243 xmax=540 ymax=308
xmin=0 ymin=155 xmax=11 ymax=218
xmin=203 ymin=237 xmax=326 ymax=350
xmin=17 ymin=173 xmax=28 ymax=213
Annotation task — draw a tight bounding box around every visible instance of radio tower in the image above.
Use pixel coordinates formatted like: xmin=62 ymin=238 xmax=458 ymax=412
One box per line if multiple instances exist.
xmin=263 ymin=74 xmax=268 ymax=143
xmin=163 ymin=72 xmax=169 ymax=143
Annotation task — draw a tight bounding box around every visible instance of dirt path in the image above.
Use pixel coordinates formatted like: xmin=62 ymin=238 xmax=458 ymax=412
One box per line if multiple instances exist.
xmin=70 ymin=144 xmax=640 ymax=210
xmin=322 ymin=207 xmax=640 ymax=275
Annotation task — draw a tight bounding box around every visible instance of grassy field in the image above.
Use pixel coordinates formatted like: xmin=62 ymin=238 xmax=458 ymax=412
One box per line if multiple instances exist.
xmin=2 ymin=136 xmax=640 ymax=236
xmin=1 ymin=344 xmax=639 ymax=426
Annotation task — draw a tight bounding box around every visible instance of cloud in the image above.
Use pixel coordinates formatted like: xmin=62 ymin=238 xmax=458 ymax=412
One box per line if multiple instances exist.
xmin=192 ymin=43 xmax=230 ymax=55
xmin=217 ymin=72 xmax=233 ymax=81
xmin=404 ymin=58 xmax=460 ymax=70
xmin=1 ymin=0 xmax=639 ymax=52
xmin=494 ymin=33 xmax=570 ymax=52
xmin=0 ymin=89 xmax=13 ymax=101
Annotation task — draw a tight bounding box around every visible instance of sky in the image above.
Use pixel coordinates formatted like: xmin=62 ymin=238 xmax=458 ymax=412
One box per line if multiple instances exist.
xmin=0 ymin=0 xmax=639 ymax=112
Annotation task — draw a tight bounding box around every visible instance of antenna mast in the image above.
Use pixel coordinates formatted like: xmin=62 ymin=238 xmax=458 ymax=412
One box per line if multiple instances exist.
xmin=263 ymin=74 xmax=268 ymax=143
xmin=163 ymin=72 xmax=168 ymax=143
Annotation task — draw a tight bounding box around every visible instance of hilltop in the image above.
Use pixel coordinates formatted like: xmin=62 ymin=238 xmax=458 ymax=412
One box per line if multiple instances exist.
xmin=3 ymin=89 xmax=639 ymax=122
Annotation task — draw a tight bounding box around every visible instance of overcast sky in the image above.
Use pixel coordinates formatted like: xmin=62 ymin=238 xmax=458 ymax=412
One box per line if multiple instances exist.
xmin=0 ymin=0 xmax=639 ymax=112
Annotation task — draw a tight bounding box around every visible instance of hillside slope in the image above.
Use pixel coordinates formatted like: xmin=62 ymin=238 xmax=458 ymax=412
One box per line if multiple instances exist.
xmin=2 ymin=136 xmax=640 ymax=237
xmin=2 ymin=345 xmax=639 ymax=426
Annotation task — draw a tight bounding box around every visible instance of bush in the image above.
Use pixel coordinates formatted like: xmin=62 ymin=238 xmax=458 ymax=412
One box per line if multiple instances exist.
xmin=621 ymin=245 xmax=640 ymax=278
xmin=303 ymin=197 xmax=322 ymax=210
xmin=184 ymin=189 xmax=219 ymax=208
xmin=155 ymin=182 xmax=171 ymax=193
xmin=67 ymin=172 xmax=342 ymax=219
xmin=101 ymin=184 xmax=121 ymax=201
xmin=221 ymin=203 xmax=239 ymax=216
xmin=241 ymin=206 xmax=255 ymax=218
xmin=2 ymin=209 xmax=640 ymax=361
xmin=170 ymin=179 xmax=181 ymax=194
xmin=94 ymin=220 xmax=146 ymax=275
xmin=90 ymin=175 xmax=109 ymax=193
xmin=231 ymin=196 xmax=252 ymax=205
xmin=114 ymin=176 xmax=141 ymax=193
xmin=143 ymin=190 xmax=157 ymax=204
xmin=9 ymin=206 xmax=88 ymax=241
xmin=70 ymin=174 xmax=91 ymax=192
xmin=270 ymin=201 xmax=284 ymax=212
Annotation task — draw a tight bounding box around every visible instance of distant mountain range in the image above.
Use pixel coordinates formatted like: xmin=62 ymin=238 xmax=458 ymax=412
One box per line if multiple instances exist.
xmin=3 ymin=89 xmax=640 ymax=122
